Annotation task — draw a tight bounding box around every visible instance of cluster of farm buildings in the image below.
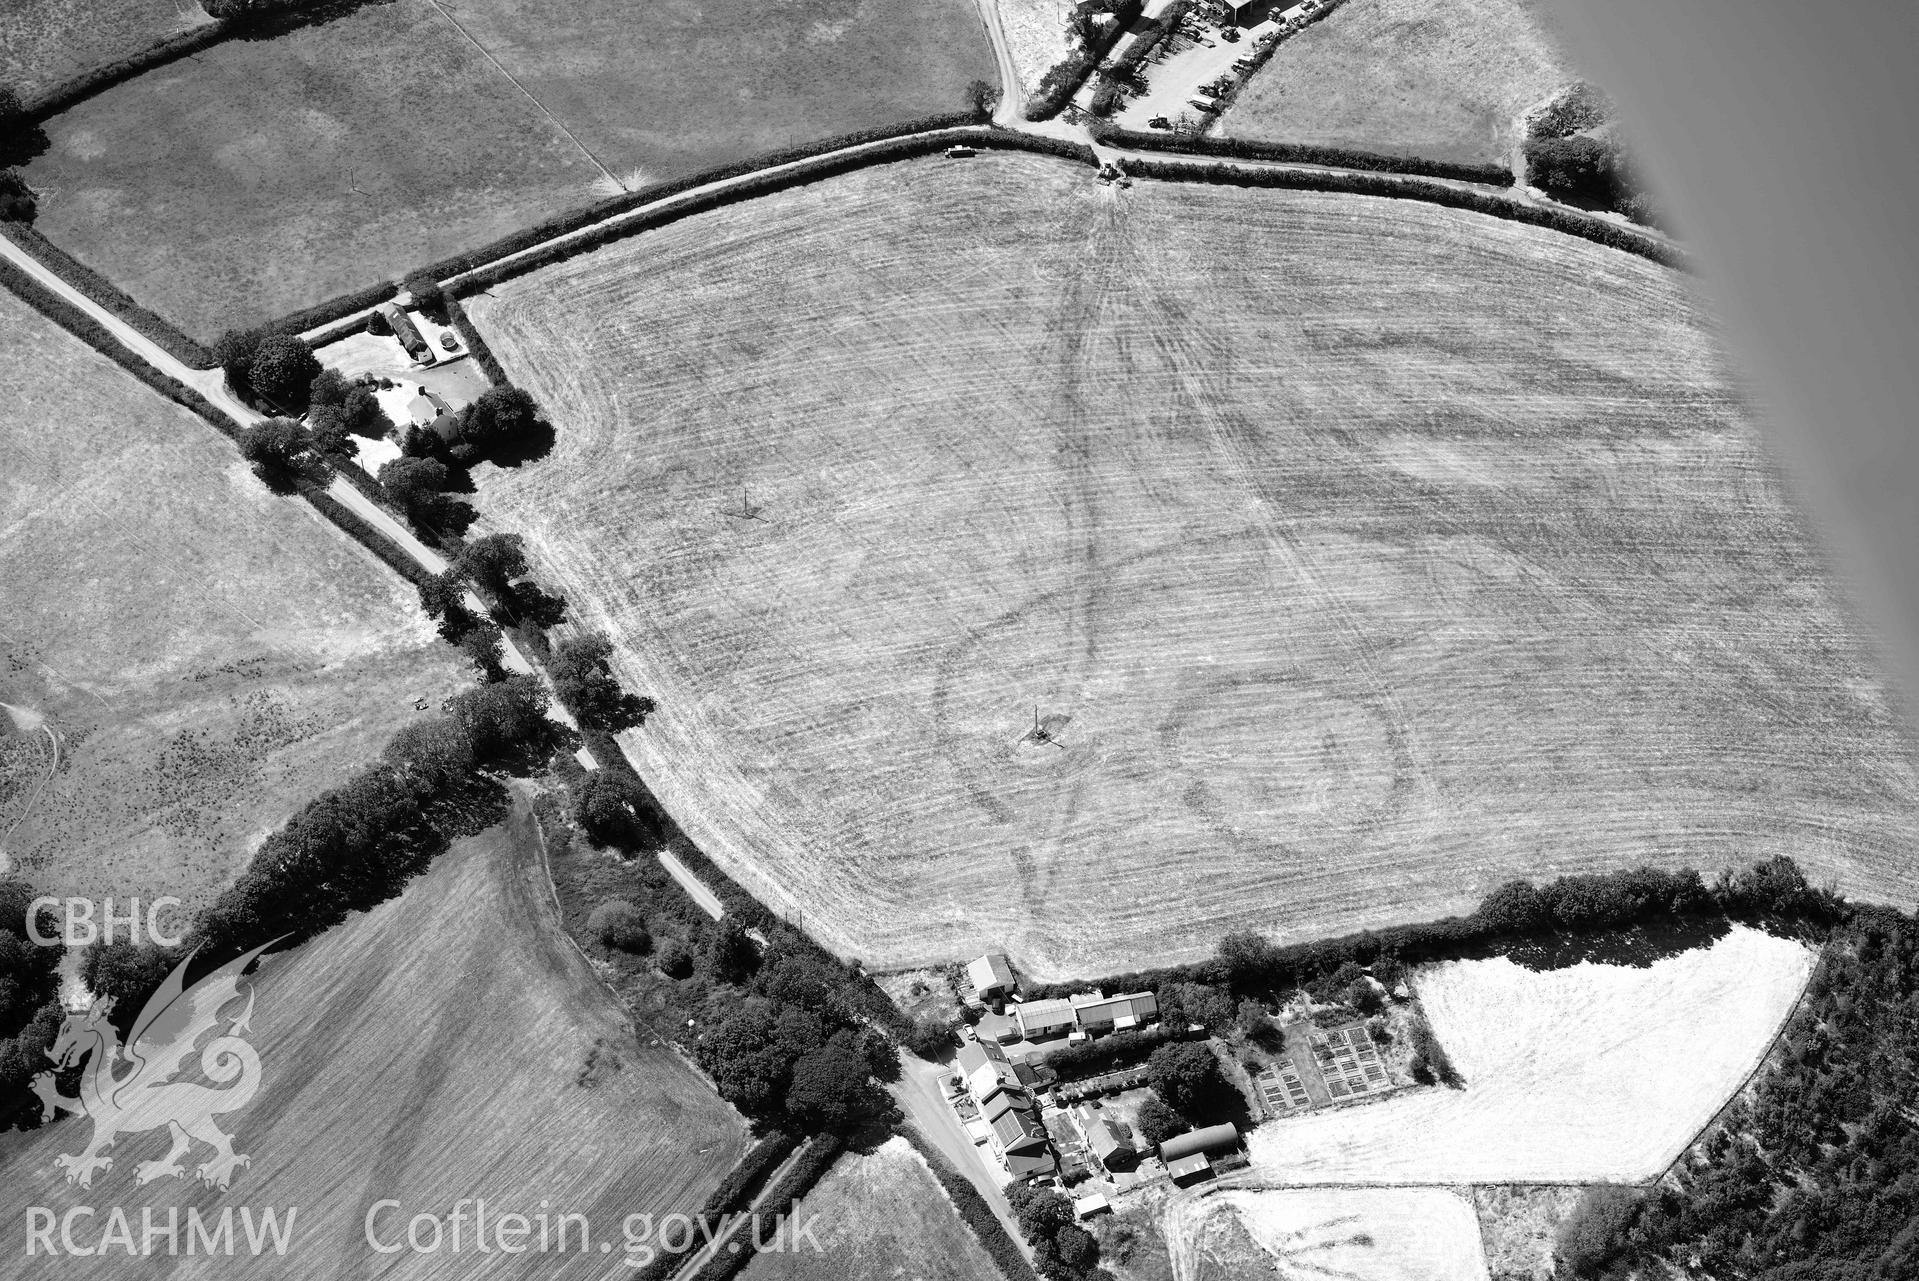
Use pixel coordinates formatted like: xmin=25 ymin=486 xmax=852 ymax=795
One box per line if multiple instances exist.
xmin=948 ymin=954 xmax=1241 ymax=1196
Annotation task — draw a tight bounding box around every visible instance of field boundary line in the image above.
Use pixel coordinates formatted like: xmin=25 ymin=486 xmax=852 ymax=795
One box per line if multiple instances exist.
xmin=420 ymin=0 xmax=626 ymax=192
xmin=1649 ymin=944 xmax=1824 ymax=1187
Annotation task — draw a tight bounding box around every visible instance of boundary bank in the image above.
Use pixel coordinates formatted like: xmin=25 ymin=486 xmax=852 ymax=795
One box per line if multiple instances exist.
xmin=0 ymin=223 xmax=215 ymax=367
xmin=1117 ymin=155 xmax=1684 ymax=267
xmin=1093 ymin=125 xmax=1514 ymax=185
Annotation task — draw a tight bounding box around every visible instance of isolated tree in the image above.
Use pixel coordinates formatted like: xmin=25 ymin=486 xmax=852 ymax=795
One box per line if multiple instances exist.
xmin=574 ymin=770 xmax=660 ymax=849
xmin=1146 ymin=1041 xmax=1229 ymax=1119
xmin=1525 ymin=134 xmax=1621 ymax=205
xmin=452 ymin=386 xmax=540 ymax=456
xmin=416 ymin=569 xmax=479 ymax=643
xmin=245 ymin=333 xmax=321 ymax=409
xmin=1133 ymin=1095 xmax=1187 ymax=1147
xmin=550 ymin=633 xmax=654 ymax=732
xmin=238 ymin=417 xmax=314 ymax=491
xmin=450 ymin=533 xmax=565 ymax=626
xmin=964 ymin=78 xmax=1000 ymax=117
xmin=452 ymin=532 xmax=529 ymax=600
xmin=658 ymin=942 xmax=694 ymax=980
xmin=379 ymin=453 xmax=446 ymax=506
xmin=446 ymin=674 xmax=549 ymax=761
xmin=587 ymin=900 xmax=650 ymax=954
xmin=456 ymin=621 xmax=506 ymax=681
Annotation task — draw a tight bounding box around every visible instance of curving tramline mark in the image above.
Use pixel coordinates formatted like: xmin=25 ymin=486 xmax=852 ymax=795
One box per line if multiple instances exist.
xmin=0 ymin=702 xmax=60 ymax=874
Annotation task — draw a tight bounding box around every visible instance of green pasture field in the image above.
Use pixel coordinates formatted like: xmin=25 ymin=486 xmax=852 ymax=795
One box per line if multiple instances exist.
xmin=0 ymin=285 xmax=466 ymax=913
xmin=433 ymin=0 xmax=998 ymax=187
xmin=1221 ymin=0 xmax=1575 ymax=164
xmin=19 ymin=0 xmax=605 ymax=341
xmin=0 ymin=0 xmax=209 ymax=100
xmin=18 ymin=0 xmax=994 ymax=342
xmin=467 ymin=152 xmax=1919 ymax=980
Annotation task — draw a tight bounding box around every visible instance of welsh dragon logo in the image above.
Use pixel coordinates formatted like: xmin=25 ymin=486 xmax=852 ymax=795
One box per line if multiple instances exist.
xmin=31 ymin=940 xmax=277 ymax=1190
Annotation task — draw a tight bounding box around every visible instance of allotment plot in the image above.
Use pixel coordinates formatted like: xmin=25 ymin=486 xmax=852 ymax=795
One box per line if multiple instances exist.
xmin=1242 ymin=926 xmax=1815 ymax=1184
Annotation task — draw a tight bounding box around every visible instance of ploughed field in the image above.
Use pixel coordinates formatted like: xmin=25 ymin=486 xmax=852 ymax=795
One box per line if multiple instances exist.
xmin=1221 ymin=0 xmax=1573 ymax=164
xmin=469 ymin=152 xmax=1919 ymax=979
xmin=0 ymin=287 xmax=464 ymax=910
xmin=0 ymin=795 xmax=749 ymax=1278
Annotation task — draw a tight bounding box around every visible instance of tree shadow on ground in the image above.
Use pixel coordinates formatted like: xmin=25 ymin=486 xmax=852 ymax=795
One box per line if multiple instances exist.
xmin=1459 ymin=915 xmax=1735 ymax=973
xmin=485 ymin=420 xmax=557 ymax=469
xmin=232 ymin=0 xmax=398 ymax=42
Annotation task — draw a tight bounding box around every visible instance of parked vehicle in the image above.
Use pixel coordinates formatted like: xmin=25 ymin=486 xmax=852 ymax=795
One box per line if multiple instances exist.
xmin=1149 ymin=115 xmax=1173 ymax=129
xmin=944 ymin=145 xmax=976 ymax=158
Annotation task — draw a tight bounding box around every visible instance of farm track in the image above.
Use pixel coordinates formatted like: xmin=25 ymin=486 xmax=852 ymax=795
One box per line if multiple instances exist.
xmin=465 ymin=153 xmax=1919 ymax=980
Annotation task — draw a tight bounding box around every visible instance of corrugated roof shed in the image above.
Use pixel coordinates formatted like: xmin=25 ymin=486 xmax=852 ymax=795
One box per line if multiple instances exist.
xmin=1158 ymin=1123 xmax=1239 ymax=1164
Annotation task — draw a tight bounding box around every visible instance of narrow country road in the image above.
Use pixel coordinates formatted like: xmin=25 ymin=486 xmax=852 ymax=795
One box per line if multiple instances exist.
xmin=891 ymin=1051 xmax=1034 ymax=1261
xmin=0 ymin=232 xmax=593 ymax=753
xmin=971 ymin=0 xmax=1025 ymax=126
xmin=659 ymin=850 xmax=726 ymax=920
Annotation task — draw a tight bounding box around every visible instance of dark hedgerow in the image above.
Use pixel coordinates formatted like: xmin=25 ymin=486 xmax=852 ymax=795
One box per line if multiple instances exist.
xmin=897 ymin=1129 xmax=1042 ymax=1281
xmin=453 ymin=129 xmax=1095 ymax=296
xmin=0 ymin=223 xmax=216 ymax=367
xmin=1117 ymin=156 xmax=1682 ymax=268
xmin=1090 ymin=125 xmax=1515 ymax=186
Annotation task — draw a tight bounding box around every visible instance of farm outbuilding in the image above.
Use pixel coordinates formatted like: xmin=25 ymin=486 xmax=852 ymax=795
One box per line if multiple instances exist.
xmin=1167 ymin=1152 xmax=1213 ymax=1185
xmin=1071 ymin=990 xmax=1159 ymax=1032
xmin=1015 ymin=997 xmax=1077 ymax=1040
xmin=1159 ymin=1123 xmax=1240 ymax=1164
xmin=968 ymin=952 xmax=1016 ymax=998
xmin=378 ymin=302 xmax=433 ymax=364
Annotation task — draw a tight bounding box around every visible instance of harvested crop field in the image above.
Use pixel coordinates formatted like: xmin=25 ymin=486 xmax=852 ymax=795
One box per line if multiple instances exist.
xmin=0 ymin=0 xmax=209 ymax=100
xmin=739 ymin=1135 xmax=1001 ymax=1281
xmin=1221 ymin=0 xmax=1574 ymax=164
xmin=1212 ymin=1188 xmax=1490 ymax=1281
xmin=1243 ymin=926 xmax=1815 ymax=1184
xmin=20 ymin=0 xmax=604 ymax=340
xmin=0 ymin=286 xmax=464 ymax=909
xmin=0 ymin=794 xmax=748 ymax=1278
xmin=469 ymin=151 xmax=1919 ymax=979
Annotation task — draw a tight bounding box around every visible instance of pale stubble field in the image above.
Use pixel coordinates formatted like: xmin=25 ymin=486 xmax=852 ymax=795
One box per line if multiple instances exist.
xmin=468 ymin=153 xmax=1919 ymax=979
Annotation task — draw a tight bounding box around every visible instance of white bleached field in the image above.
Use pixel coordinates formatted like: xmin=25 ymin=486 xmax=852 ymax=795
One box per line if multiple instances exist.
xmin=1223 ymin=1187 xmax=1491 ymax=1281
xmin=1243 ymin=926 xmax=1814 ymax=1184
